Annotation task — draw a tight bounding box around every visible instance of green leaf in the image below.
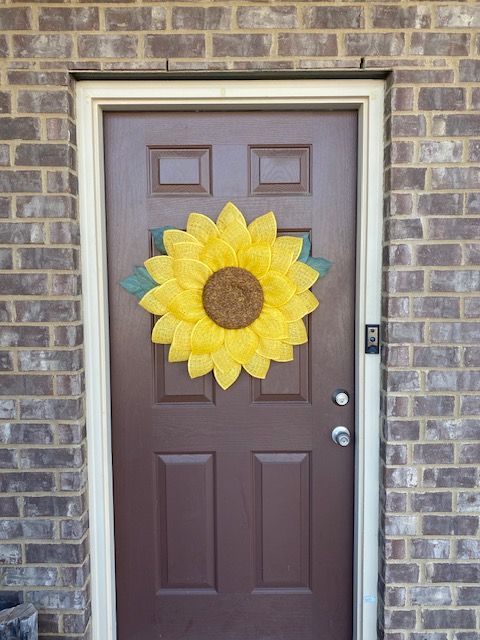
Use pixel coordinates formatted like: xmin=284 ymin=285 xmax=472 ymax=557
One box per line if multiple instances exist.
xmin=298 ymin=233 xmax=311 ymax=263
xmin=306 ymin=256 xmax=333 ymax=278
xmin=120 ymin=266 xmax=157 ymax=301
xmin=151 ymin=226 xmax=175 ymax=254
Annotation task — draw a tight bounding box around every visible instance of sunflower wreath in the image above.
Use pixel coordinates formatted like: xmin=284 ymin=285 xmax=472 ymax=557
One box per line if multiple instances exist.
xmin=121 ymin=202 xmax=331 ymax=390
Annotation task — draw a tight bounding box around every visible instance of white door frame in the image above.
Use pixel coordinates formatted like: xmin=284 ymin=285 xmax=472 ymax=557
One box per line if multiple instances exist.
xmin=76 ymin=79 xmax=384 ymax=640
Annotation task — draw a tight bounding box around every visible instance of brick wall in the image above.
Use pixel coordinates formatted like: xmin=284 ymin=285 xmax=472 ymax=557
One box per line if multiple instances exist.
xmin=0 ymin=2 xmax=479 ymax=639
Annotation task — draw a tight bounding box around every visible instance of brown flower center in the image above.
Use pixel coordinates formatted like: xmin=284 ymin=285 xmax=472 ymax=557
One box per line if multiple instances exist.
xmin=202 ymin=267 xmax=264 ymax=329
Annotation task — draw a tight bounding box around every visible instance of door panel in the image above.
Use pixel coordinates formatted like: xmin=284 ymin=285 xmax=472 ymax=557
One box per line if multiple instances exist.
xmin=104 ymin=110 xmax=357 ymax=640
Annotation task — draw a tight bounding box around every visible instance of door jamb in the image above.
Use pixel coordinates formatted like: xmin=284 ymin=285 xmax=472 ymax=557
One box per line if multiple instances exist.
xmin=76 ymin=79 xmax=384 ymax=640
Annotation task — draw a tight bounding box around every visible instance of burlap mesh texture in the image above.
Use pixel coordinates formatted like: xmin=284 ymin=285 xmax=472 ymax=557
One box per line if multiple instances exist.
xmin=202 ymin=267 xmax=264 ymax=329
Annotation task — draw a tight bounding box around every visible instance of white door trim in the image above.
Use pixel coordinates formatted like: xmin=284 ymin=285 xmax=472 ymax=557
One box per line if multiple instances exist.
xmin=76 ymin=78 xmax=384 ymax=640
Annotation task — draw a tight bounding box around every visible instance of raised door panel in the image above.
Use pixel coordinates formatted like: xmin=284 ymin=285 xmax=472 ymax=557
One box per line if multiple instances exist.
xmin=254 ymin=452 xmax=310 ymax=590
xmin=156 ymin=453 xmax=216 ymax=592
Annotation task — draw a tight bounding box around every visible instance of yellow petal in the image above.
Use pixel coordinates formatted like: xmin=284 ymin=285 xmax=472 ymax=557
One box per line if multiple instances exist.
xmin=243 ymin=353 xmax=270 ymax=379
xmin=191 ymin=316 xmax=225 ymax=355
xmin=216 ymin=201 xmax=247 ymax=231
xmin=251 ymin=305 xmax=288 ymax=340
xmin=139 ymin=287 xmax=165 ymax=315
xmin=280 ymin=293 xmax=310 ymax=322
xmin=285 ymin=319 xmax=308 ymax=345
xmin=270 ymin=244 xmax=295 ymax=275
xmin=168 ymin=289 xmax=206 ymax=322
xmin=288 ymin=261 xmax=319 ymax=293
xmin=220 ymin=220 xmax=251 ymax=253
xmin=163 ymin=230 xmax=200 ymax=256
xmin=200 ymin=237 xmax=238 ymax=271
xmin=237 ymin=242 xmax=271 ymax=279
xmin=139 ymin=280 xmax=183 ymax=315
xmin=151 ymin=313 xmax=179 ymax=344
xmin=274 ymin=236 xmax=303 ymax=263
xmin=169 ymin=242 xmax=203 ymax=261
xmin=168 ymin=321 xmax=195 ymax=362
xmin=144 ymin=256 xmax=174 ymax=284
xmin=214 ymin=364 xmax=242 ymax=390
xmin=260 ymin=271 xmax=296 ymax=307
xmin=248 ymin=211 xmax=277 ymax=246
xmin=212 ymin=345 xmax=237 ymax=374
xmin=188 ymin=353 xmax=214 ymax=378
xmin=225 ymin=328 xmax=259 ymax=365
xmin=298 ymin=289 xmax=319 ymax=314
xmin=257 ymin=338 xmax=294 ymax=362
xmin=187 ymin=213 xmax=219 ymax=245
xmin=173 ymin=259 xmax=212 ymax=290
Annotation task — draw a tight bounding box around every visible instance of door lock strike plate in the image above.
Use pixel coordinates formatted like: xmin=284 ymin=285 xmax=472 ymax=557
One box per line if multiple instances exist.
xmin=365 ymin=324 xmax=380 ymax=354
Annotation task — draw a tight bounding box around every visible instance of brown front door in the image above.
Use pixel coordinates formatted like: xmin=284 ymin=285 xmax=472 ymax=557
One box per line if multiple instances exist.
xmin=104 ymin=110 xmax=357 ymax=640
